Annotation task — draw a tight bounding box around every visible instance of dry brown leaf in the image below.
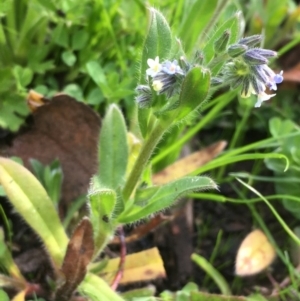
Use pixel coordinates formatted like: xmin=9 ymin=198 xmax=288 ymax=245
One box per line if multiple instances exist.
xmin=235 ymin=229 xmax=276 ymax=276
xmin=100 ymin=247 xmax=165 ymax=284
xmin=152 ymin=141 xmax=227 ymax=185
xmin=11 ymin=290 xmax=26 ymax=301
xmin=27 ymin=90 xmax=50 ymax=112
xmin=110 ymin=214 xmax=173 ymax=244
xmin=55 ymin=217 xmax=94 ymax=301
xmin=1 ymin=93 xmax=101 ymax=208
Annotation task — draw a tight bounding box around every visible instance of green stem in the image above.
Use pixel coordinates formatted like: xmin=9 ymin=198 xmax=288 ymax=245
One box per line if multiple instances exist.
xmin=122 ymin=121 xmax=167 ymax=201
xmin=216 ymin=104 xmax=251 ymax=180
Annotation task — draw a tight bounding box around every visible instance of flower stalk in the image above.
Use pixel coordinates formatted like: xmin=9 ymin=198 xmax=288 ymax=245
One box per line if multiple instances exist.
xmin=122 ymin=120 xmax=168 ymax=201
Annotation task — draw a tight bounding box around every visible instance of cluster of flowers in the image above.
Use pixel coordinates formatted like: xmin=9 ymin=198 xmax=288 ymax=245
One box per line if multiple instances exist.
xmin=224 ymin=35 xmax=283 ymax=107
xmin=135 ymin=35 xmax=283 ymax=109
xmin=135 ymin=56 xmax=186 ymax=108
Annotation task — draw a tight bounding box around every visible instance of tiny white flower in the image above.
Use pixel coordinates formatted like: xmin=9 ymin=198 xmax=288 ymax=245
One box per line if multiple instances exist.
xmin=255 ymin=91 xmax=276 ymax=108
xmin=152 ymin=80 xmax=163 ymax=92
xmin=146 ymin=56 xmax=162 ymax=77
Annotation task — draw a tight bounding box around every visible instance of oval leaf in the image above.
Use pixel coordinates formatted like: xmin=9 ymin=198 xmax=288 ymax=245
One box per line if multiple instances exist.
xmin=138 ymin=8 xmax=172 ymax=138
xmin=171 ymin=66 xmax=210 ymax=123
xmin=98 ymin=104 xmax=128 ymax=190
xmin=139 ymin=8 xmax=172 ymax=84
xmin=88 ymin=188 xmax=117 ymax=256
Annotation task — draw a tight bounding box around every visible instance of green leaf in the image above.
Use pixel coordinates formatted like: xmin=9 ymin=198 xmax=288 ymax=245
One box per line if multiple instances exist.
xmin=269 ymin=117 xmax=295 ymax=138
xmin=118 ymin=176 xmax=217 ymax=223
xmin=138 ymin=8 xmax=172 ymax=138
xmin=71 ymin=30 xmax=89 ymax=50
xmin=35 ymin=0 xmax=57 ymax=11
xmin=139 ymin=8 xmax=172 ymax=84
xmin=86 ymin=61 xmax=111 ymax=97
xmin=0 ymin=158 xmax=68 ymax=266
xmin=138 ymin=108 xmax=152 ymax=138
xmin=191 ymin=253 xmax=231 ymax=296
xmin=62 ymin=50 xmax=76 ymax=66
xmin=170 ymin=66 xmax=210 ymax=123
xmin=0 ymin=228 xmax=24 ymax=281
xmin=52 ymin=23 xmax=69 ymax=48
xmin=0 ymin=290 xmax=9 ymax=301
xmin=13 ymin=65 xmax=33 ymax=88
xmin=89 ymin=188 xmax=117 ymax=223
xmin=98 ymin=105 xmax=128 ymax=190
xmin=203 ymin=12 xmax=242 ymax=66
xmin=0 ymin=95 xmax=29 ymax=132
xmin=29 ymin=159 xmax=63 ymax=206
xmin=178 ymin=0 xmax=217 ymax=53
xmin=63 ymin=84 xmax=84 ymax=102
xmin=79 ymin=273 xmax=125 ymax=301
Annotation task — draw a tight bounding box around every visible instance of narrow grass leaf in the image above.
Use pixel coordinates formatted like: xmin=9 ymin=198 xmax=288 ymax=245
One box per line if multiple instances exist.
xmin=191 ymin=253 xmax=231 ymax=296
xmin=178 ymin=0 xmax=217 ymax=53
xmin=193 ymin=153 xmax=289 ymax=175
xmin=0 ymin=229 xmax=25 ymax=281
xmin=236 ymin=178 xmax=300 ymax=246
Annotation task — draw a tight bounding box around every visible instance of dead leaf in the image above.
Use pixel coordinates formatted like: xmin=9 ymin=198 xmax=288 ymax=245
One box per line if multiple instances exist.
xmin=235 ymin=229 xmax=276 ymax=276
xmin=55 ymin=217 xmax=94 ymax=301
xmin=27 ymin=90 xmax=50 ymax=112
xmin=152 ymin=141 xmax=227 ymax=185
xmin=11 ymin=290 xmax=26 ymax=301
xmin=110 ymin=214 xmax=173 ymax=244
xmin=1 ymin=93 xmax=101 ymax=208
xmin=100 ymin=247 xmax=165 ymax=284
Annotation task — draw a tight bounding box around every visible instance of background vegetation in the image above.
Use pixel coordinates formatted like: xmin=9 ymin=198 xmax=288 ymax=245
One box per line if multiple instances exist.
xmin=1 ymin=0 xmax=300 ymax=300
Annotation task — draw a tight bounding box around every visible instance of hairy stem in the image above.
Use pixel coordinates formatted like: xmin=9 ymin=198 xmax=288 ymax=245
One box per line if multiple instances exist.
xmin=122 ymin=121 xmax=167 ymax=201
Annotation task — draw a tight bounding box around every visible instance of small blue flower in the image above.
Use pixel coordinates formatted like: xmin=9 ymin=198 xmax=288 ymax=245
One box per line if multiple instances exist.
xmin=270 ymin=70 xmax=284 ymax=90
xmin=161 ymin=60 xmax=184 ymax=75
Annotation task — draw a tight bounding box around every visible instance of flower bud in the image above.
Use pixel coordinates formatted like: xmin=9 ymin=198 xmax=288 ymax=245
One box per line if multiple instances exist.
xmin=238 ymin=35 xmax=262 ymax=47
xmin=227 ymin=44 xmax=248 ymax=58
xmin=194 ymin=50 xmax=204 ymax=65
xmin=243 ymin=49 xmax=268 ymax=65
xmin=135 ymin=85 xmax=153 ymax=108
xmin=214 ymin=30 xmax=231 ymax=53
xmin=211 ymin=77 xmax=223 ymax=86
